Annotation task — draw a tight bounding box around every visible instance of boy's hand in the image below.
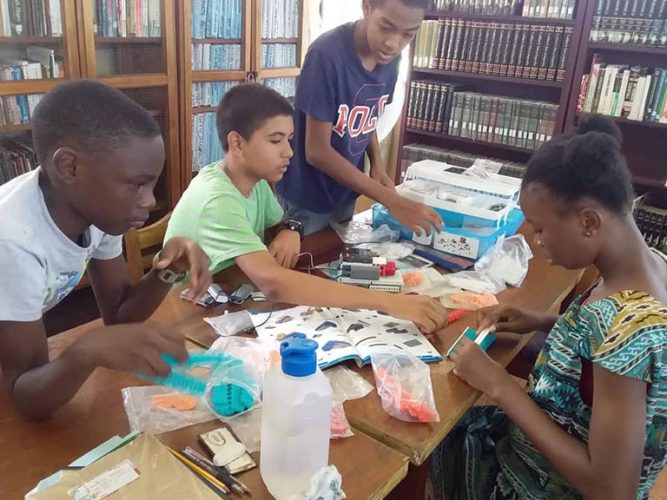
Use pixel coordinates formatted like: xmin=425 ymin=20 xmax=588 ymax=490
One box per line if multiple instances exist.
xmin=70 ymin=322 xmax=189 ymax=378
xmin=268 ymin=229 xmax=301 ymax=269
xmin=449 ymin=337 xmax=512 ymax=398
xmin=155 ymin=237 xmax=212 ymax=299
xmin=382 ymin=294 xmax=448 ymax=333
xmin=370 ymin=163 xmax=396 ymax=190
xmin=386 ymin=193 xmax=443 ymax=237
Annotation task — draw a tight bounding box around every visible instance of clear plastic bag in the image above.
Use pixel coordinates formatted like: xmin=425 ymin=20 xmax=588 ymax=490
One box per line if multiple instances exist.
xmin=332 ymin=221 xmax=398 ymax=244
xmin=330 ymin=401 xmax=354 ymax=439
xmin=325 ymin=365 xmax=373 ymax=403
xmin=370 ymin=351 xmax=440 ymax=423
xmin=204 ymin=310 xmax=255 ymax=337
xmin=442 ymin=270 xmax=507 ymax=294
xmin=440 ymin=291 xmax=499 ymax=310
xmin=226 ymin=406 xmax=263 ymax=453
xmin=121 ymin=385 xmax=215 ymax=434
xmin=475 ymin=234 xmax=533 ymax=287
xmin=356 ymin=241 xmax=414 ymax=260
xmin=402 ymin=267 xmax=446 ymax=294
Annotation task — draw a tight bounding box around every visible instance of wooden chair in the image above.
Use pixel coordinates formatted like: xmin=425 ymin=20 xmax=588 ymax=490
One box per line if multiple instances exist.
xmin=124 ymin=212 xmax=171 ymax=284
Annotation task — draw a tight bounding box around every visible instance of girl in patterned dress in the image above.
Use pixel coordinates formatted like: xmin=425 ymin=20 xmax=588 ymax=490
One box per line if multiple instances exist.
xmin=429 ymin=115 xmax=667 ymax=499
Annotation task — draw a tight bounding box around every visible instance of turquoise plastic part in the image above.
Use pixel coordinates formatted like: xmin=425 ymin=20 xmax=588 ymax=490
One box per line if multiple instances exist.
xmin=153 ymin=352 xmax=256 ymax=416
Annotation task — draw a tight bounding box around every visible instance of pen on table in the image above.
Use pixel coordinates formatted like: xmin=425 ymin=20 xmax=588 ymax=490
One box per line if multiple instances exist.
xmin=182 ymin=446 xmax=250 ymax=494
xmin=447 ymin=308 xmax=467 ymax=324
xmin=167 ymin=447 xmax=233 ymax=498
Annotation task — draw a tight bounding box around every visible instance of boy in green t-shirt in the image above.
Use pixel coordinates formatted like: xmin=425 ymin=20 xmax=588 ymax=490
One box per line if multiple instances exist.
xmin=166 ymin=84 xmax=447 ymax=332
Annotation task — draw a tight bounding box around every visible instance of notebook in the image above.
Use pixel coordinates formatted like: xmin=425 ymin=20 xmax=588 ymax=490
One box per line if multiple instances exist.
xmin=253 ymin=305 xmax=442 ymax=369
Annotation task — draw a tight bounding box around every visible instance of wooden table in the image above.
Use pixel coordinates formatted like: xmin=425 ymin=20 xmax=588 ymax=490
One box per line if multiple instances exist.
xmin=169 ymin=226 xmax=582 ymax=466
xmin=0 ymin=321 xmax=408 ymax=499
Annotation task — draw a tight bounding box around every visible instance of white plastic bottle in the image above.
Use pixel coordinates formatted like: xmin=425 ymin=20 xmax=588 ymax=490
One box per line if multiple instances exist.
xmin=260 ymin=333 xmax=332 ymax=499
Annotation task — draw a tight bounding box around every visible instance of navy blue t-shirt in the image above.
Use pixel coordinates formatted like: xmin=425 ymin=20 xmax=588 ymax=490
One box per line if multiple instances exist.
xmin=277 ymin=22 xmax=399 ymax=214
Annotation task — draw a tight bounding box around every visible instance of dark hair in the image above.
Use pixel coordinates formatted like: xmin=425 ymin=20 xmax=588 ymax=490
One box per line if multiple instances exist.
xmin=522 ymin=115 xmax=634 ymax=214
xmin=369 ymin=0 xmax=429 ymax=8
xmin=216 ymin=83 xmax=293 ymax=152
xmin=31 ymin=80 xmax=161 ymax=166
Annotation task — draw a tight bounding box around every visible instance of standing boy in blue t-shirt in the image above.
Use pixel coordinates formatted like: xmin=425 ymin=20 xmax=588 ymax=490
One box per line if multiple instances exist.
xmin=277 ymin=0 xmax=442 ymax=236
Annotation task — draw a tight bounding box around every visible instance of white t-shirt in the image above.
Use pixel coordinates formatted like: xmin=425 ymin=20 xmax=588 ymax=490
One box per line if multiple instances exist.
xmin=0 ymin=168 xmax=122 ymax=322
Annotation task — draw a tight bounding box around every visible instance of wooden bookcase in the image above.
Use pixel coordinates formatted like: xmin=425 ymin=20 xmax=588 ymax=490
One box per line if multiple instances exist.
xmin=0 ymin=1 xmax=179 ymax=219
xmin=77 ymin=0 xmax=180 ymax=216
xmin=396 ymin=3 xmax=589 ymax=180
xmin=178 ymin=0 xmax=306 ymax=185
xmin=563 ymin=0 xmax=667 ymax=195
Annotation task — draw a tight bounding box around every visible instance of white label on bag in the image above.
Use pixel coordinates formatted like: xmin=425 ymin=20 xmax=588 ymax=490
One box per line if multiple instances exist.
xmin=68 ymin=460 xmax=139 ymax=500
xmin=433 ymin=232 xmax=480 ymax=259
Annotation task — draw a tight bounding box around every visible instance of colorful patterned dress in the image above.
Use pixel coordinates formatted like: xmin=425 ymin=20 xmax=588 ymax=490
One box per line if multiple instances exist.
xmin=429 ymin=259 xmax=667 ymax=499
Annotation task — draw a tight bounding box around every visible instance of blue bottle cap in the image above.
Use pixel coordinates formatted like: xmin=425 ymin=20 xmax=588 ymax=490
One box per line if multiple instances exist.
xmin=280 ymin=333 xmax=318 ymax=377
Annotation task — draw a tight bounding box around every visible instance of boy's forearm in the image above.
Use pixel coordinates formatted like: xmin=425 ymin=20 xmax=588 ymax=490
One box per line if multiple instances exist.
xmin=263 ymin=267 xmax=390 ymax=311
xmin=366 ymin=131 xmax=383 ymax=169
xmin=309 ymin=144 xmax=396 ymax=207
xmin=10 ymin=347 xmax=95 ymax=420
xmin=107 ymin=270 xmax=171 ymax=324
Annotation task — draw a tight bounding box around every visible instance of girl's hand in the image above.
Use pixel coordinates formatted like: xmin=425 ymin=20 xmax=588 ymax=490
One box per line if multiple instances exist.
xmin=450 ymin=337 xmax=513 ymax=398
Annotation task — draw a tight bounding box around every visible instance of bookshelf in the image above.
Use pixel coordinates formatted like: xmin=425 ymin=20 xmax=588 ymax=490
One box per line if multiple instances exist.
xmin=78 ymin=0 xmax=180 ymax=216
xmin=396 ymin=1 xmax=589 ymax=181
xmin=565 ymin=0 xmax=667 ymax=194
xmin=179 ymin=0 xmax=305 ymax=185
xmin=0 ymin=0 xmax=79 ymax=187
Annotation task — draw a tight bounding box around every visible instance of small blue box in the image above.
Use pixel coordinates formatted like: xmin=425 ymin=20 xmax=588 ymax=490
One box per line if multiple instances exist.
xmin=446 ymin=327 xmax=496 ymax=358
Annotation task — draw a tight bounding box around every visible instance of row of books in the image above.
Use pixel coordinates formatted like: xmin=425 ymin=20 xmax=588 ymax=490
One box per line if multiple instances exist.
xmin=590 ymin=0 xmax=667 ymax=46
xmin=191 ymin=43 xmax=241 ymax=71
xmin=0 ymin=93 xmax=42 ymax=125
xmin=192 ymin=0 xmax=242 ymax=40
xmin=192 ymin=112 xmax=224 ymax=171
xmin=0 ymin=46 xmax=63 ymax=80
xmin=0 ymin=136 xmax=35 ymax=186
xmin=261 ymin=43 xmax=296 ymax=69
xmin=0 ymin=0 xmax=62 ymax=37
xmin=192 ymin=81 xmax=238 ymax=108
xmin=414 ymin=19 xmax=572 ymax=82
xmin=635 ymin=203 xmax=667 ymax=252
xmin=262 ymin=0 xmax=299 ymax=39
xmin=402 ymin=143 xmax=527 ymax=179
xmin=407 ymin=80 xmax=557 ymax=150
xmin=578 ymin=57 xmax=667 ymax=123
xmin=427 ymin=0 xmax=576 ymax=18
xmin=93 ymin=0 xmax=162 ymax=38
xmin=263 ymin=76 xmax=296 ymax=99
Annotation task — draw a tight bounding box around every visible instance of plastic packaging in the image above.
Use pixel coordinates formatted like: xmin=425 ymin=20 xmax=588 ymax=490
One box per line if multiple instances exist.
xmin=226 ymin=406 xmax=263 ymax=453
xmin=325 ymin=365 xmax=373 ymax=440
xmin=261 ymin=333 xmax=333 ymax=499
xmin=332 ymin=220 xmax=398 ymax=245
xmin=474 ymin=234 xmax=533 ymax=287
xmin=330 ymin=402 xmax=354 ymax=439
xmin=121 ymin=386 xmax=215 ymax=434
xmin=204 ymin=310 xmax=255 ymax=337
xmin=440 ymin=291 xmax=499 ymax=310
xmin=356 ymin=241 xmax=414 ymax=260
xmin=370 ymin=351 xmax=440 ymax=423
xmin=442 ymin=270 xmax=506 ymax=294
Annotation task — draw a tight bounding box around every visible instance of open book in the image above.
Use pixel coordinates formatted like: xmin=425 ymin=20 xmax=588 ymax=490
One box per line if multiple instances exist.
xmin=252 ymin=306 xmax=442 ymax=369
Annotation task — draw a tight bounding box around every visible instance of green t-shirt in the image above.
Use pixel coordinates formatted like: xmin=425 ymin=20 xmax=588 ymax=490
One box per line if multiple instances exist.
xmin=165 ymin=162 xmax=284 ymax=274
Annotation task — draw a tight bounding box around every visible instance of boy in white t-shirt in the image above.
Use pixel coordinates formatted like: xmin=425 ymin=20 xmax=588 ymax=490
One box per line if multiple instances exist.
xmin=0 ymin=80 xmax=211 ymax=420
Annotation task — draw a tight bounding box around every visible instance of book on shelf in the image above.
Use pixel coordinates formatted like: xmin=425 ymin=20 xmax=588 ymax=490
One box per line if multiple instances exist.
xmin=578 ymin=54 xmax=667 ymax=123
xmin=414 ymin=19 xmax=572 ymax=82
xmin=634 ymin=203 xmax=667 ymax=253
xmin=426 ymin=0 xmax=576 ymax=19
xmin=0 ymin=0 xmax=62 ymax=37
xmin=0 ymin=135 xmax=37 ymax=186
xmin=402 ymin=142 xmax=527 ymax=178
xmin=192 ymin=111 xmax=223 ymax=171
xmin=261 ymin=43 xmax=297 ymax=68
xmin=261 ymin=0 xmax=299 ymax=39
xmin=407 ymin=79 xmax=558 ymax=150
xmin=93 ymin=0 xmax=162 ymax=38
xmin=0 ymin=46 xmax=62 ymax=80
xmin=590 ymin=0 xmax=667 ymax=46
xmin=191 ymin=81 xmax=238 ymax=107
xmin=192 ymin=0 xmax=242 ymax=39
xmin=262 ymin=76 xmax=296 ymax=100
xmin=192 ymin=43 xmax=241 ymax=70
xmin=0 ymin=93 xmax=42 ymax=125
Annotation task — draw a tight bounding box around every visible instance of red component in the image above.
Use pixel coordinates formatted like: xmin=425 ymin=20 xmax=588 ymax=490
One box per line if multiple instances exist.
xmin=379 ymin=262 xmax=397 ymax=277
xmin=447 ymin=309 xmax=467 ymax=324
